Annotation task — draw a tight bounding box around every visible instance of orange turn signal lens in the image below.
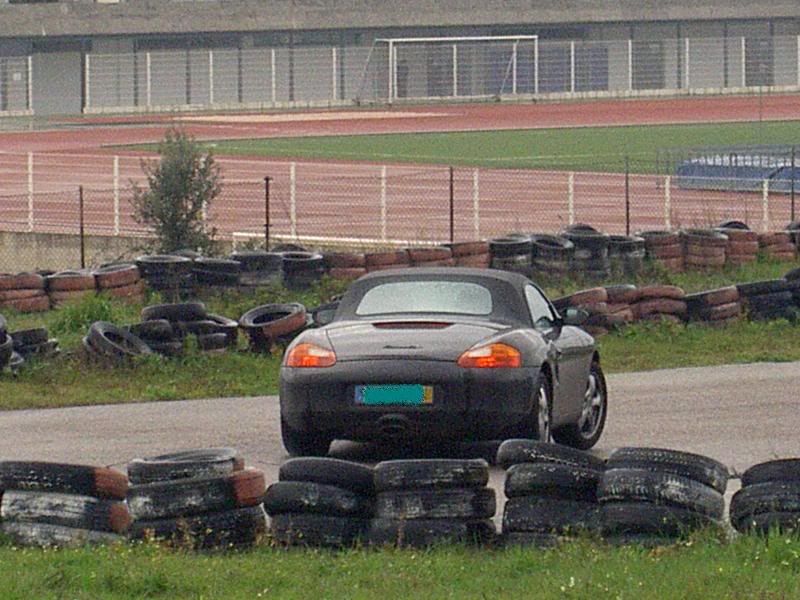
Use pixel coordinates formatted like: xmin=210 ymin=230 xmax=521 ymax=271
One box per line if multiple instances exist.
xmin=285 ymin=343 xmax=337 ymax=368
xmin=457 ymin=343 xmax=521 ymax=369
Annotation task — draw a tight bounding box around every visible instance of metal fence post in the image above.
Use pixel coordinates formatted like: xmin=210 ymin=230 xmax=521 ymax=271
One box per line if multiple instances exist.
xmin=664 ymin=175 xmax=672 ymax=230
xmin=27 ymin=56 xmax=33 ymax=112
xmin=625 ymin=157 xmax=631 ymax=235
xmin=79 ymin=186 xmax=86 ymax=269
xmin=331 ymin=47 xmax=338 ymax=101
xmin=472 ymin=169 xmax=480 ymax=239
xmin=271 ymin=49 xmax=277 ymax=104
xmin=452 ymin=44 xmax=458 ymax=98
xmin=761 ymin=178 xmax=770 ymax=232
xmin=449 ymin=166 xmax=455 ymax=243
xmin=570 ymin=41 xmax=576 ymax=93
xmin=380 ymin=166 xmax=387 ymax=242
xmin=27 ymin=152 xmax=34 ymax=232
xmin=209 ymin=49 xmax=214 ymax=105
xmin=113 ymin=156 xmax=120 ymax=235
xmin=84 ymin=53 xmax=91 ymax=111
xmin=741 ymin=37 xmax=746 ymax=87
xmin=567 ymin=172 xmax=575 ymax=225
xmin=627 ymin=40 xmax=633 ymax=91
xmin=290 ymin=162 xmax=297 ymax=238
xmin=264 ymin=176 xmax=271 ymax=249
xmin=791 ymin=146 xmax=796 ymax=222
xmin=146 ymin=51 xmax=152 ymax=107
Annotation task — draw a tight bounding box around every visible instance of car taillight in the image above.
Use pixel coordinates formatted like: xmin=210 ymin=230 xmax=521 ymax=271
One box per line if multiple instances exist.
xmin=457 ymin=343 xmax=521 ymax=369
xmin=285 ymin=343 xmax=337 ymax=368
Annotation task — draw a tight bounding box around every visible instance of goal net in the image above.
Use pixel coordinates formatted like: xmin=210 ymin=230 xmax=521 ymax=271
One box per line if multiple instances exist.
xmin=356 ymin=35 xmax=539 ymax=103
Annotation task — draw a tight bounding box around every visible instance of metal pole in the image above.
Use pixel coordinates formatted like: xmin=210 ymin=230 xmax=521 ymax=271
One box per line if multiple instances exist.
xmin=264 ymin=176 xmax=271 ymax=249
xmin=792 ymin=146 xmax=796 ymax=222
xmin=84 ymin=53 xmax=91 ymax=111
xmin=79 ymin=186 xmax=86 ymax=269
xmin=208 ymin=49 xmax=214 ymax=105
xmin=625 ymin=156 xmax=631 ymax=236
xmin=388 ymin=40 xmax=394 ymax=101
xmin=113 ymin=156 xmax=120 ymax=235
xmin=449 ymin=166 xmax=455 ymax=243
xmin=570 ymin=41 xmax=575 ymax=93
xmin=452 ymin=44 xmax=458 ymax=97
xmin=27 ymin=152 xmax=34 ymax=232
xmin=146 ymin=52 xmax=152 ymax=107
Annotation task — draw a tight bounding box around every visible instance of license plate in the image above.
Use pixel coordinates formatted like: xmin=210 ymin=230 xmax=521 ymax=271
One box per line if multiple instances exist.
xmin=354 ymin=384 xmax=433 ymax=406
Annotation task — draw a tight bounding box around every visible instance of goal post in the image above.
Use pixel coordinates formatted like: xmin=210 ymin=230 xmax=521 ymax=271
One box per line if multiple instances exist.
xmin=356 ymin=35 xmax=539 ymax=103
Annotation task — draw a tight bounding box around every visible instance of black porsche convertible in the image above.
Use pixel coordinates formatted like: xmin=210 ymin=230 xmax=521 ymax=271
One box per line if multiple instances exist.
xmin=279 ymin=267 xmax=607 ymax=456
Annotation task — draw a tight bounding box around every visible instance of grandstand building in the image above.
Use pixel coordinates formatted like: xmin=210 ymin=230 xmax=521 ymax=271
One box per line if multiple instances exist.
xmin=0 ymin=0 xmax=799 ymax=115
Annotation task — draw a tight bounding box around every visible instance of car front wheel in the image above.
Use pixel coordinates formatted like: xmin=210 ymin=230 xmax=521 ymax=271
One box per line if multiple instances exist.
xmin=280 ymin=417 xmax=332 ymax=457
xmin=553 ymin=361 xmax=607 ymax=450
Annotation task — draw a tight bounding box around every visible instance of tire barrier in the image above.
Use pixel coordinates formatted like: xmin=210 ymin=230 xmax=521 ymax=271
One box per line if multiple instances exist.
xmin=447 ymin=241 xmax=491 ymax=268
xmin=135 ymin=255 xmax=195 ymax=300
xmin=736 ymin=279 xmax=800 ymax=322
xmin=231 ymin=251 xmax=284 ymax=287
xmin=323 ymin=252 xmax=368 ymax=281
xmin=0 ymin=461 xmax=130 ymax=547
xmin=640 ymin=231 xmax=684 ymax=272
xmin=685 ymin=286 xmax=742 ymax=327
xmin=490 ymin=235 xmax=533 ymax=274
xmin=405 ymin=246 xmax=456 ymax=268
xmin=282 ymin=252 xmax=325 ymax=290
xmin=717 ymin=223 xmax=759 ymax=266
xmin=0 ymin=315 xmax=12 ymax=371
xmin=563 ymin=230 xmax=611 ymax=280
xmin=192 ymin=257 xmax=241 ymax=287
xmin=239 ymin=303 xmax=308 ymax=352
xmin=608 ymin=235 xmax=646 ymax=277
xmin=364 ymin=250 xmax=410 ymax=273
xmin=0 ymin=272 xmax=50 ymax=313
xmin=731 ymin=459 xmax=800 ymax=535
xmin=631 ymin=285 xmax=687 ymax=325
xmin=127 ymin=448 xmax=267 ymax=550
xmin=681 ymin=229 xmax=728 ymax=271
xmin=788 ymin=221 xmax=800 ymax=247
xmin=531 ymin=234 xmax=574 ymax=277
xmin=93 ymin=264 xmax=145 ymax=303
xmin=758 ymin=232 xmax=798 ymax=262
xmin=134 ymin=302 xmax=238 ymax=356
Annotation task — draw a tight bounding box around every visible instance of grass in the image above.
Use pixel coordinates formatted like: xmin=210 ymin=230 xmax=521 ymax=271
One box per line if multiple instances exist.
xmin=196 ymin=120 xmax=800 ymax=172
xmin=1 ymin=532 xmax=800 ymax=598
xmin=0 ymin=258 xmax=798 ymax=410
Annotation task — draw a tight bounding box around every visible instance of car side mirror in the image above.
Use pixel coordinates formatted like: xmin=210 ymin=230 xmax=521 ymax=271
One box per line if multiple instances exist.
xmin=311 ymin=301 xmax=340 ymax=327
xmin=562 ymin=307 xmax=589 ymax=326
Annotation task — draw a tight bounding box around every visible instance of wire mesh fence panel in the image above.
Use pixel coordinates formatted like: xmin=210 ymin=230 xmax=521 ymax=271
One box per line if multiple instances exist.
xmin=571 ymin=171 xmax=629 ymax=234
xmin=670 ymin=177 xmax=766 ymax=230
xmin=0 ymin=56 xmax=30 ymax=113
xmin=0 ymin=193 xmax=30 ymax=233
xmin=383 ymin=166 xmax=451 ymax=243
xmin=240 ymin=48 xmax=275 ymax=104
xmin=291 ymin=47 xmax=337 ymax=103
xmin=0 ymin=151 xmax=29 ymax=195
xmin=87 ymin=53 xmax=137 ymax=110
xmin=687 ymin=38 xmax=726 ymax=89
xmin=627 ymin=174 xmax=671 ymax=233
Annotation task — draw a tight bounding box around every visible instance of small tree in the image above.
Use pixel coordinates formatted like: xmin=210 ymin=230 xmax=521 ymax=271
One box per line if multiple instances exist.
xmin=132 ymin=128 xmax=222 ymax=254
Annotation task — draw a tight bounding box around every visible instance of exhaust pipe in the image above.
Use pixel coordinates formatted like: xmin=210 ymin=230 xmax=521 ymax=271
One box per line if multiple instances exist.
xmin=377 ymin=414 xmax=410 ymax=439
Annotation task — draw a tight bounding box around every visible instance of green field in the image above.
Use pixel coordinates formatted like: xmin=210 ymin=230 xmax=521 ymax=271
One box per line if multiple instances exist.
xmin=202 ymin=120 xmax=800 ymax=172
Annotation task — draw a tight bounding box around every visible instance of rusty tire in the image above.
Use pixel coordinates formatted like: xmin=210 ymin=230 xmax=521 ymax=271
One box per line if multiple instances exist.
xmin=94 ymin=264 xmax=140 ymax=289
xmin=0 ymin=273 xmax=44 ymax=291
xmin=0 ymin=295 xmax=50 ymax=313
xmin=46 ymin=272 xmax=96 ymax=292
xmin=324 ymin=252 xmax=366 ymax=269
xmin=447 ymin=241 xmax=489 ymax=257
xmin=0 ymin=461 xmax=128 ymax=499
xmin=454 ymin=253 xmax=491 ymax=268
xmin=364 ymin=250 xmax=410 ymax=267
xmin=638 ymin=285 xmax=685 ymax=300
xmin=328 ymin=267 xmax=367 ymax=280
xmin=406 ymin=247 xmax=452 ymax=263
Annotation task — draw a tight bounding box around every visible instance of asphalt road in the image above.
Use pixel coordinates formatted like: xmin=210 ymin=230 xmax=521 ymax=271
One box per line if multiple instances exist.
xmin=1 ymin=361 xmax=798 ymax=490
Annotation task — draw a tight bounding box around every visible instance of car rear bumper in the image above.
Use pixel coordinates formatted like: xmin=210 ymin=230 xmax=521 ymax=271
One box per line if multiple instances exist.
xmin=279 ymin=359 xmax=539 ymax=442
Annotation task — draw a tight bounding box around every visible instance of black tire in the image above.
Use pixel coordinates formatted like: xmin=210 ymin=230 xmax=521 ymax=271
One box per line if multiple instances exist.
xmin=741 ymin=459 xmax=800 ymax=487
xmin=230 ymin=251 xmax=284 ymax=273
xmin=146 ymin=340 xmax=185 ymax=357
xmin=280 ymin=417 xmax=332 ymax=457
xmin=563 ymin=231 xmax=611 ymax=256
xmin=605 ymin=447 xmax=729 ymax=494
xmin=717 ymin=220 xmax=750 ymax=230
xmin=374 ymin=488 xmax=495 ymax=520
xmin=737 ymin=280 xmax=793 ymax=297
xmin=9 ymin=327 xmax=48 ymax=349
xmin=374 ymin=459 xmax=489 ymax=492
xmin=531 ymin=235 xmax=574 ymax=260
xmin=17 ymin=339 xmax=59 ymax=359
xmin=564 ymin=223 xmax=600 ymax=234
xmin=282 ymin=252 xmax=325 ymax=273
xmin=126 ymin=468 xmax=265 ymax=520
xmin=600 ymin=501 xmax=714 ymax=537
xmin=141 ymin=302 xmax=208 ymax=323
xmin=196 ymin=332 xmax=229 ymax=351
xmin=1 ymin=521 xmax=123 ymax=547
xmin=8 ymin=350 xmax=24 ymax=371
xmin=262 ymin=481 xmax=373 ymax=517
xmin=193 ymin=257 xmax=242 ymax=274
xmin=87 ymin=321 xmax=152 ymax=360
xmin=496 ymin=439 xmax=605 ymax=471
xmin=730 ymin=481 xmax=800 ymax=531
xmin=366 ymin=518 xmax=495 ymax=548
xmin=745 ymin=291 xmax=794 ymax=312
xmin=732 ymin=511 xmax=800 ymax=535
xmin=552 ymin=361 xmax=608 ymax=450
xmin=127 ymin=448 xmax=241 ymax=485
xmin=269 ymin=513 xmax=366 ymax=548
xmin=126 ymin=320 xmax=176 ymax=342
xmin=168 ymin=249 xmax=201 ymax=260
xmin=502 ymin=496 xmax=600 ymax=534
xmin=192 ymin=268 xmax=240 ymax=287
xmin=278 ymin=457 xmax=375 ymax=495
xmin=520 ymin=370 xmax=553 ymax=442
xmin=205 ymin=314 xmax=240 ymax=347
xmin=0 ymin=333 xmax=12 ymax=368
xmin=130 ymin=505 xmax=267 ymax=549
xmin=0 ymin=313 xmax=6 ymax=336
xmin=489 ymin=236 xmax=532 ymax=258
xmin=135 ymin=254 xmax=193 ymax=276
xmin=598 ymin=469 xmax=724 ymax=519
xmin=504 ymin=462 xmax=603 ymax=501
xmin=0 ymin=461 xmax=128 ymax=499
xmin=0 ymin=490 xmax=131 ymax=533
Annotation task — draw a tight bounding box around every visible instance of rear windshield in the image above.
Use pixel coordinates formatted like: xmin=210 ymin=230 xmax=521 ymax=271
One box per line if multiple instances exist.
xmin=355 ymin=281 xmax=493 ymax=316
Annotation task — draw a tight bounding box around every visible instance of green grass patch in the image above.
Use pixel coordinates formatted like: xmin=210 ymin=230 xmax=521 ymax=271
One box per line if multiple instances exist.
xmin=1 ymin=532 xmax=800 ymax=599
xmin=194 ymin=120 xmax=800 ymax=172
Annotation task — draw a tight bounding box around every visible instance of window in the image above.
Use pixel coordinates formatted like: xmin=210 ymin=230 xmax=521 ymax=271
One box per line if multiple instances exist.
xmin=356 ymin=281 xmax=492 ymax=316
xmin=525 ymin=285 xmax=556 ymax=329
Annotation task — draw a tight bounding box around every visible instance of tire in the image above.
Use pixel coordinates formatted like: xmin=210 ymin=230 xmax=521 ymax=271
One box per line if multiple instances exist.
xmin=103 ymin=280 xmax=146 ymax=300
xmin=94 ymin=264 xmax=140 ymax=289
xmin=269 ymin=513 xmax=366 ymax=548
xmin=45 ymin=272 xmax=96 ymax=292
xmin=0 ymin=490 xmax=131 ymax=533
xmin=278 ymin=457 xmax=375 ymax=495
xmin=192 ymin=268 xmax=240 ymax=287
xmin=564 ymin=223 xmax=599 ymax=234
xmin=745 ymin=291 xmax=794 ymax=312
xmin=0 ymin=334 xmax=12 ymax=368
xmin=717 ymin=220 xmax=750 ymax=230
xmin=605 ymin=284 xmax=641 ymax=304
xmin=496 ymin=439 xmax=605 ymax=471
xmin=454 ymin=253 xmax=491 ymax=268
xmin=649 ymin=245 xmax=683 ymax=259
xmin=281 ymin=252 xmax=325 ymax=275
xmin=638 ymin=285 xmax=685 ymax=300
xmin=732 ymin=511 xmax=800 ymax=535
xmin=87 ymin=321 xmax=152 ymax=360
xmin=240 ymin=303 xmax=307 ymax=351
xmin=605 ymin=447 xmax=729 ymax=493
xmin=0 ymin=461 xmax=128 ymax=499
xmin=8 ymin=350 xmax=25 ymax=371
xmin=196 ymin=332 xmax=229 ymax=351
xmin=374 ymin=488 xmax=495 ymax=520
xmin=323 ymin=252 xmax=367 ymax=269
xmin=0 ymin=272 xmax=44 ymax=291
xmin=681 ymin=228 xmax=728 ymax=247
xmin=552 ymin=361 xmax=608 ymax=451
xmin=504 ymin=462 xmax=603 ymax=501
xmin=18 ymin=339 xmax=60 ymax=359
xmin=600 ymin=501 xmax=714 ymax=537
xmin=737 ymin=280 xmax=793 ymax=297
xmin=693 ymin=302 xmax=741 ymax=322
xmin=127 ymin=448 xmax=242 ymax=485
xmin=135 ymin=255 xmax=193 ymax=277
xmin=364 ymin=250 xmax=409 ymax=268
xmin=633 ymin=299 xmax=687 ymax=317
xmin=0 ymin=288 xmax=46 ymax=301
xmin=328 ymin=267 xmax=367 ymax=280
xmin=280 ymin=416 xmax=332 ymax=457
xmin=366 ymin=518 xmax=495 ymax=548
xmin=127 ymin=468 xmax=266 ymax=520
xmin=640 ymin=231 xmax=679 ymax=246
xmin=263 ymin=481 xmax=373 ymax=517
xmin=502 ymin=531 xmax=562 ymax=548
xmin=126 ymin=320 xmax=176 ymax=343
xmin=727 ymin=240 xmax=760 ymax=254
xmin=518 ymin=370 xmax=552 ymax=442
xmin=374 ymin=459 xmax=489 ymax=492
xmin=785 ymin=267 xmax=800 ymax=281
xmin=502 ymin=496 xmax=599 ymax=534
xmin=231 ymin=250 xmax=284 ymax=272
xmin=1 ymin=521 xmax=123 ymax=547
xmin=141 ymin=302 xmax=208 ymax=322
xmin=568 ymin=287 xmax=608 ymax=306
xmin=742 ymin=459 xmax=800 ymax=487
xmin=730 ymin=480 xmax=800 ymax=530
xmin=130 ymin=505 xmax=267 ymax=549
xmin=598 ymin=469 xmax=724 ymax=519
xmin=684 ymin=286 xmax=739 ymax=308
xmin=447 ymin=241 xmax=490 ymax=258
xmin=489 ymin=236 xmax=532 ymax=259
xmin=406 ymin=247 xmax=452 ymax=263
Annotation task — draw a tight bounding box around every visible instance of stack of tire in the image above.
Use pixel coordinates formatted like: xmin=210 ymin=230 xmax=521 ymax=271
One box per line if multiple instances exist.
xmin=788 ymin=221 xmax=800 ymax=247
xmin=93 ymin=264 xmax=145 ymax=302
xmin=631 ymin=285 xmax=687 ymax=325
xmin=83 ymin=321 xmax=153 ymax=363
xmin=736 ymin=280 xmax=799 ymax=322
xmin=364 ymin=249 xmax=411 ymax=273
xmin=231 ymin=250 xmax=283 ymax=287
xmin=640 ymin=231 xmax=683 ymax=272
xmin=598 ymin=448 xmax=728 ymax=546
xmin=127 ymin=448 xmax=267 ymax=550
xmin=266 ymin=457 xmax=375 ymax=549
xmin=684 ymin=286 xmax=742 ymax=327
xmin=0 ymin=272 xmax=50 ymax=313
xmin=787 ymin=267 xmax=800 ymax=309
xmin=239 ymin=303 xmax=308 ymax=352
xmin=490 ymin=235 xmax=532 ymax=274
xmin=608 ymin=235 xmax=646 ymax=277
xmin=9 ymin=327 xmax=60 ymax=361
xmin=447 ymin=241 xmax=491 ymax=268
xmin=530 ymin=234 xmax=574 ymax=278
xmin=681 ymin=229 xmax=728 ymax=271
xmin=45 ymin=271 xmax=97 ymax=307
xmin=552 ymin=287 xmax=632 ymax=338
xmin=730 ymin=458 xmax=800 ymax=535
xmin=562 ymin=227 xmax=611 ymax=280
xmin=758 ymin=232 xmax=797 ymax=262
xmin=192 ymin=257 xmax=241 ymax=288
xmin=406 ymin=246 xmax=455 ymax=268
xmin=497 ymin=440 xmax=604 ymax=547
xmin=717 ymin=221 xmax=759 ymax=266
xmin=0 ymin=313 xmax=18 ymax=372
xmin=366 ymin=459 xmax=496 ymax=548
xmin=0 ymin=460 xmax=130 ymax=547
xmin=136 ymin=302 xmax=238 ymax=355
xmin=324 ymin=251 xmax=367 ymax=281
xmin=135 ymin=255 xmax=194 ymax=300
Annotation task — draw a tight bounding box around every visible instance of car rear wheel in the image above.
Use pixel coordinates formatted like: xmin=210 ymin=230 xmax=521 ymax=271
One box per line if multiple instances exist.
xmin=519 ymin=372 xmax=551 ymax=442
xmin=553 ymin=361 xmax=607 ymax=450
xmin=280 ymin=417 xmax=332 ymax=457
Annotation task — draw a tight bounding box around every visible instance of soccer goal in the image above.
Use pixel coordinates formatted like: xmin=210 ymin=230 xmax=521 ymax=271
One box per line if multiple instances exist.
xmin=356 ymin=35 xmax=539 ymax=103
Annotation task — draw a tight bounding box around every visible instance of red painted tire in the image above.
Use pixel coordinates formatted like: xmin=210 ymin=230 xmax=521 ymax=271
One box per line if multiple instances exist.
xmin=448 ymin=241 xmax=490 ymax=257
xmin=46 ymin=272 xmax=96 ymax=292
xmin=94 ymin=264 xmax=140 ymax=289
xmin=568 ymin=287 xmax=608 ymax=306
xmin=634 ymin=298 xmax=687 ymax=317
xmin=454 ymin=253 xmax=491 ymax=268
xmin=0 ymin=288 xmax=44 ymax=301
xmin=720 ymin=229 xmax=757 ymax=242
xmin=605 ymin=285 xmax=641 ymax=304
xmin=649 ymin=244 xmax=682 ymax=259
xmin=0 ymin=294 xmax=50 ymax=313
xmin=759 ymin=232 xmax=791 ymax=246
xmin=0 ymin=273 xmax=45 ymax=291
xmin=727 ymin=240 xmax=759 ymax=254
xmin=406 ymin=247 xmax=452 ymax=263
xmin=324 ymin=252 xmax=366 ymax=269
xmin=411 ymin=258 xmax=456 ymax=267
xmin=638 ymin=285 xmax=685 ymax=300
xmin=640 ymin=231 xmax=679 ymax=247
xmin=685 ymin=244 xmax=726 ymax=259
xmin=328 ymin=267 xmax=367 ymax=280
xmin=364 ymin=250 xmax=410 ymax=267
xmin=104 ymin=280 xmax=146 ymax=299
